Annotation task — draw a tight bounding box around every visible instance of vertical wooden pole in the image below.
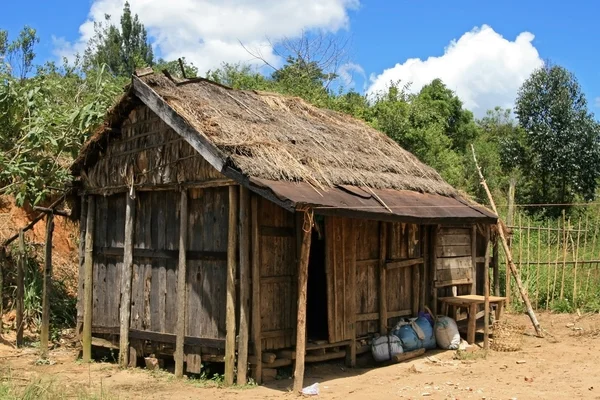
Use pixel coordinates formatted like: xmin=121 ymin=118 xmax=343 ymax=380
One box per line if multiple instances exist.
xmin=174 ymin=190 xmax=188 ymax=378
xmin=421 ymin=226 xmax=429 ymax=310
xmin=551 ymin=216 xmax=562 ymax=307
xmin=560 ymin=213 xmax=568 ymax=300
xmin=546 ymin=219 xmax=552 ymax=310
xmin=536 ymin=226 xmax=541 ymax=309
xmin=76 ymin=196 xmax=87 ymax=337
xmin=471 ymin=225 xmax=477 ymax=295
xmin=378 ymin=222 xmax=388 ymax=334
xmin=82 ymin=196 xmax=96 ymax=362
xmin=40 ymin=213 xmax=54 ymax=359
xmin=16 ymin=230 xmax=25 ymax=348
xmin=346 ymin=219 xmax=357 ymax=368
xmin=119 ymin=190 xmax=136 ymax=368
xmin=237 ymin=187 xmax=251 ymax=385
xmin=431 ymin=226 xmax=439 ymax=315
xmin=250 ymin=196 xmax=262 ymax=384
xmin=293 ymin=210 xmax=312 ymax=394
xmin=573 ymin=218 xmax=583 ymax=304
xmin=483 ymin=225 xmax=491 ymax=350
xmin=506 ymin=177 xmax=516 ymax=227
xmin=224 ymin=186 xmax=239 ymax=386
xmin=0 ymin=248 xmax=4 ymax=320
xmin=493 ymin=240 xmax=500 ymax=297
xmin=581 ymin=215 xmax=590 ymax=300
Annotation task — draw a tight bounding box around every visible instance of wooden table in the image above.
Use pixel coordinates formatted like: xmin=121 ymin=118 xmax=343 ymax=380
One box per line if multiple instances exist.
xmin=439 ymin=295 xmax=506 ymax=344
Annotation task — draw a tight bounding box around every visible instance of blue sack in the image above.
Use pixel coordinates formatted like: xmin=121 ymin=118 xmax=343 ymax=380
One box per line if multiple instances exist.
xmin=392 ymin=317 xmax=437 ymax=352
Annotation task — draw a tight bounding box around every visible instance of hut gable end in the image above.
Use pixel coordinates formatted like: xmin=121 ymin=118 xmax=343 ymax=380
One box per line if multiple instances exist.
xmin=84 ymin=104 xmax=226 ymax=191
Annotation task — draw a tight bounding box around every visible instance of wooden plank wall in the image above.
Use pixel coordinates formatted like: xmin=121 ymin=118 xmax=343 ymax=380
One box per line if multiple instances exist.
xmin=327 ymin=218 xmax=422 ymax=339
xmin=435 ymin=226 xmax=474 ymax=295
xmin=85 ymin=105 xmax=225 ymax=190
xmin=255 ymin=196 xmax=297 ymax=350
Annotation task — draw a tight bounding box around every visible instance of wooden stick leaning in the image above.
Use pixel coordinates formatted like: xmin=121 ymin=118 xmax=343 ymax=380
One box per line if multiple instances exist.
xmin=470 ymin=145 xmax=543 ymax=338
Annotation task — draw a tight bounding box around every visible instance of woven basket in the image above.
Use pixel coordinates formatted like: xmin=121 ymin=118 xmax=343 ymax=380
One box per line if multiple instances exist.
xmin=491 ymin=320 xmax=525 ymax=352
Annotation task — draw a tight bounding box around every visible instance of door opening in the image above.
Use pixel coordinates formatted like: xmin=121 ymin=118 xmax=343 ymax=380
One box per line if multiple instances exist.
xmin=306 ymin=217 xmax=328 ymax=341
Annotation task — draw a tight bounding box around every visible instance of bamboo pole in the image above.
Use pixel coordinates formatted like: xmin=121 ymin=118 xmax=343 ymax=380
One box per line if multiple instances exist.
xmin=551 ymin=216 xmax=562 ymax=307
xmin=560 ymin=214 xmax=569 ymax=300
xmin=174 ymin=190 xmax=188 ymax=378
xmin=545 ymin=219 xmax=552 ymax=310
xmin=471 ymin=145 xmax=543 ymax=337
xmin=573 ymin=219 xmax=582 ymax=303
xmin=536 ymin=225 xmax=541 ymax=309
xmin=525 ymin=216 xmax=530 ymax=291
xmin=224 ymin=186 xmax=239 ymax=386
xmin=40 ymin=213 xmax=54 ymax=359
xmin=236 ymin=187 xmax=251 ymax=385
xmin=119 ymin=190 xmax=136 ymax=368
xmin=16 ymin=230 xmax=25 ymax=348
xmin=484 ymin=225 xmax=491 ymax=350
xmin=293 ymin=210 xmax=313 ymax=393
xmin=82 ymin=196 xmax=96 ymax=363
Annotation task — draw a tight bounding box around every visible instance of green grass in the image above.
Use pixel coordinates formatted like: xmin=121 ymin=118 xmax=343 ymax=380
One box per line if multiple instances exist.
xmin=0 ymin=376 xmax=115 ymax=400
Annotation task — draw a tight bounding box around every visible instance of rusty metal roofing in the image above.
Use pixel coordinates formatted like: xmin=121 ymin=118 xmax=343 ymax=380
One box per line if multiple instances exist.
xmin=250 ymin=178 xmax=497 ymax=224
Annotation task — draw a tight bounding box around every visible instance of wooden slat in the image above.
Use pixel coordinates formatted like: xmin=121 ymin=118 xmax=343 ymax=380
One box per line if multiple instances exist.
xmin=95 ymin=247 xmax=226 ymax=261
xmin=251 ymin=196 xmax=262 ymax=384
xmin=437 ymin=256 xmax=472 ymax=270
xmin=386 ymin=257 xmax=424 ymax=270
xmin=82 ymin=196 xmax=96 ymax=363
xmin=224 ymin=186 xmax=239 ymax=386
xmin=379 ymin=222 xmax=388 ymax=334
xmin=261 ymin=328 xmax=293 ymax=339
xmin=388 ymin=309 xmax=412 ymax=318
xmin=471 ymin=225 xmax=477 ymax=295
xmin=237 ymin=187 xmax=251 ymax=385
xmin=259 ymin=226 xmax=295 ymax=237
xmin=436 ymin=245 xmax=471 ymax=258
xmin=119 ymin=191 xmax=135 ymax=367
xmin=431 ymin=226 xmax=439 ymax=314
xmin=346 ymin=219 xmax=357 ymax=368
xmin=174 ymin=190 xmax=188 ymax=378
xmin=438 ymin=234 xmax=471 ymax=247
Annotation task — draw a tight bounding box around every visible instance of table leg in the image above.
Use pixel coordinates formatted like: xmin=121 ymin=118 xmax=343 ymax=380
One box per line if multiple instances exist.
xmin=441 ymin=302 xmax=448 ymax=316
xmin=467 ymin=303 xmax=477 ymax=344
xmin=495 ymin=301 xmax=504 ymax=321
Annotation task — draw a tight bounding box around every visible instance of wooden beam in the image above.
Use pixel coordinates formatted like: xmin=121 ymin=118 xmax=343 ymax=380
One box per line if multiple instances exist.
xmin=82 ymin=196 xmax=96 ymax=362
xmin=471 ymin=225 xmax=477 ymax=295
xmin=119 ymin=190 xmax=136 ymax=367
xmin=174 ymin=190 xmax=188 ymax=377
xmin=132 ymin=76 xmax=226 ymax=173
xmin=346 ymin=219 xmax=357 ymax=368
xmin=385 ymin=257 xmax=424 ymax=270
xmin=224 ymin=186 xmax=239 ymax=386
xmin=237 ymin=187 xmax=251 ymax=385
xmin=76 ymin=196 xmax=87 ymax=337
xmin=16 ymin=230 xmax=25 ymax=348
xmin=421 ymin=226 xmax=429 ymax=312
xmin=40 ymin=213 xmax=54 ymax=359
xmin=484 ymin=225 xmax=491 ymax=350
xmin=82 ymin=179 xmax=236 ymax=196
xmin=431 ymin=226 xmax=439 ymax=315
xmin=293 ymin=210 xmax=313 ymax=394
xmin=33 ymin=206 xmax=70 ymax=218
xmin=250 ymin=196 xmax=262 ymax=384
xmin=493 ymin=241 xmax=500 ymax=297
xmin=94 ymin=247 xmax=226 ymax=261
xmin=379 ymin=222 xmax=388 ymax=334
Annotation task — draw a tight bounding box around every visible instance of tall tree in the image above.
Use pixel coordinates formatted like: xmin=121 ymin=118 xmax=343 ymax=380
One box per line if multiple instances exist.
xmin=84 ymin=2 xmax=154 ymax=76
xmin=515 ymin=64 xmax=600 ymax=210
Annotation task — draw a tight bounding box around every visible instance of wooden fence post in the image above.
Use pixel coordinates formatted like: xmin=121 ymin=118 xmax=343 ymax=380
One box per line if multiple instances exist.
xmin=471 ymin=225 xmax=477 ymax=295
xmin=293 ymin=209 xmax=313 ymax=393
xmin=174 ymin=190 xmax=188 ymax=378
xmin=16 ymin=230 xmax=25 ymax=348
xmin=40 ymin=213 xmax=54 ymax=359
xmin=224 ymin=186 xmax=239 ymax=386
xmin=119 ymin=190 xmax=136 ymax=367
xmin=82 ymin=196 xmax=96 ymax=362
xmin=236 ymin=187 xmax=251 ymax=385
xmin=483 ymin=225 xmax=491 ymax=350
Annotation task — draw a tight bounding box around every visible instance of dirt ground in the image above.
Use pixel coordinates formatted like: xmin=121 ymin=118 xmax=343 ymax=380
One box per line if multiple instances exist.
xmin=1 ymin=312 xmax=599 ymax=399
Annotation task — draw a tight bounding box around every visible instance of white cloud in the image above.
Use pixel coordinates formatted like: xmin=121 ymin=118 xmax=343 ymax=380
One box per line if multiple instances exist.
xmin=53 ymin=0 xmax=359 ymax=73
xmin=338 ymin=62 xmax=366 ymax=90
xmin=367 ymin=25 xmax=543 ymax=117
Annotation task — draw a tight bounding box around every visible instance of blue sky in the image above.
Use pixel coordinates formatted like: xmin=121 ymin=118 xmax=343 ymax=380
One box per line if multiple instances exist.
xmin=2 ymin=0 xmax=599 ymax=116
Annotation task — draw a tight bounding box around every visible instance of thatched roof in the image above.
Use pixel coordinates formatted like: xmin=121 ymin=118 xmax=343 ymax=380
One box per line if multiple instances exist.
xmin=74 ymin=71 xmax=458 ymax=198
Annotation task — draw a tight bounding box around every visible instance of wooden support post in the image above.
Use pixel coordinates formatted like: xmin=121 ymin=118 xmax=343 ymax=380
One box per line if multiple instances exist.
xmin=346 ymin=219 xmax=357 ymax=368
xmin=493 ymin=240 xmax=500 ymax=297
xmin=0 ymin=248 xmax=4 ymax=319
xmin=16 ymin=230 xmax=25 ymax=348
xmin=471 ymin=225 xmax=477 ymax=295
xmin=76 ymin=196 xmax=87 ymax=337
xmin=483 ymin=225 xmax=491 ymax=350
xmin=237 ymin=187 xmax=251 ymax=385
xmin=431 ymin=226 xmax=439 ymax=315
xmin=40 ymin=213 xmax=54 ymax=359
xmin=251 ymin=196 xmax=262 ymax=384
xmin=175 ymin=190 xmax=188 ymax=378
xmin=421 ymin=226 xmax=429 ymax=309
xmin=379 ymin=222 xmax=388 ymax=334
xmin=293 ymin=210 xmax=313 ymax=394
xmin=82 ymin=196 xmax=96 ymax=362
xmin=471 ymin=145 xmax=543 ymax=338
xmin=224 ymin=186 xmax=239 ymax=386
xmin=119 ymin=190 xmax=136 ymax=368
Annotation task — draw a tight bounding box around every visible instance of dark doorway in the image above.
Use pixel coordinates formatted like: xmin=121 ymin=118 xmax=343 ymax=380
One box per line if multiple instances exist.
xmin=306 ymin=219 xmax=328 ymax=341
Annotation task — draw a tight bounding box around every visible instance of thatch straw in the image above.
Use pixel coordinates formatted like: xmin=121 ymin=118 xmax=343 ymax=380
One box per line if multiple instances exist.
xmin=75 ymin=72 xmax=458 ymax=197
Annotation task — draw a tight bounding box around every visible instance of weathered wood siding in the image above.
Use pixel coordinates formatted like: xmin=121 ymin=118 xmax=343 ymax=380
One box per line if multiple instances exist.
xmin=85 ymin=105 xmax=225 ymax=190
xmin=255 ymin=196 xmax=297 ymax=350
xmin=434 ymin=226 xmax=474 ymax=295
xmin=353 ymin=219 xmax=379 ymax=337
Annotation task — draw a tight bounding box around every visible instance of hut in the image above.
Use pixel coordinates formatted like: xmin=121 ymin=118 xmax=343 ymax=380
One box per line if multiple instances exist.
xmin=71 ymin=69 xmax=497 ymax=388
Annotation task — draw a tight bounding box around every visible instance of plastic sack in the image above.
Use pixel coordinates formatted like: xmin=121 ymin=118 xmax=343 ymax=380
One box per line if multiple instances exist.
xmin=434 ymin=316 xmax=461 ymax=350
xmin=371 ymin=334 xmax=403 ymax=362
xmin=301 ymin=383 xmax=320 ymax=396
